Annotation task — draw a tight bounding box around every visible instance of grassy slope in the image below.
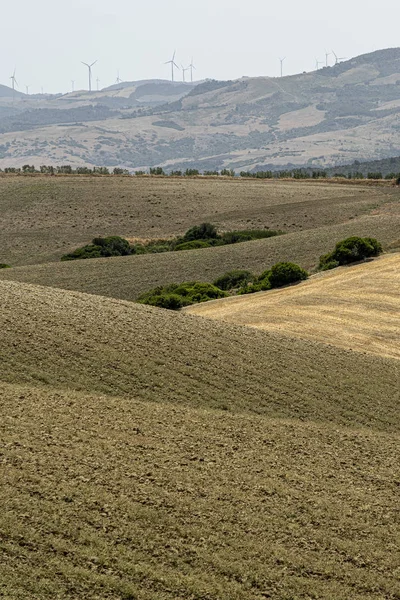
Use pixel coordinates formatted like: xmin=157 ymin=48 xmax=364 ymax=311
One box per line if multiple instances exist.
xmin=186 ymin=253 xmax=400 ymax=360
xmin=0 ymin=175 xmax=397 ymax=267
xmin=0 ymin=281 xmax=399 ymax=599
xmin=1 ymin=210 xmax=399 ymax=302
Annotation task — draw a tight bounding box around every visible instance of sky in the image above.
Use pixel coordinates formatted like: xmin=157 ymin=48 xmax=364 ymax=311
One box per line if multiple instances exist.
xmin=1 ymin=0 xmax=400 ymax=94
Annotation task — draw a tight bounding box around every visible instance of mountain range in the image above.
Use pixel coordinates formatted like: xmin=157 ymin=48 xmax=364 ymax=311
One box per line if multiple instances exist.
xmin=1 ymin=47 xmax=400 ymax=170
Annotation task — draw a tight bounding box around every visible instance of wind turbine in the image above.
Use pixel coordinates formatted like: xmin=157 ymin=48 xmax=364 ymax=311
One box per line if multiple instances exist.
xmin=71 ymin=80 xmax=75 ymax=92
xmin=116 ymin=70 xmax=122 ymax=84
xmin=279 ymin=57 xmax=286 ymax=78
xmin=181 ymin=64 xmax=189 ymax=82
xmin=165 ymin=51 xmax=179 ymax=82
xmin=315 ymin=58 xmax=324 ymax=70
xmin=332 ymin=50 xmax=346 ymax=65
xmin=325 ymin=50 xmax=331 ymax=67
xmin=96 ymin=77 xmax=100 ymax=91
xmin=81 ymin=60 xmax=97 ymax=92
xmin=25 ymin=85 xmax=30 ymax=95
xmin=10 ymin=69 xmax=18 ymax=100
xmin=189 ymin=58 xmax=196 ymax=83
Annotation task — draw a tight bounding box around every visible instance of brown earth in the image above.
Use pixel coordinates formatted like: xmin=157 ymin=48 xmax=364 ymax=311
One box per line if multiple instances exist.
xmin=0 ymin=175 xmax=398 ymax=267
xmin=0 ymin=280 xmax=399 ymax=598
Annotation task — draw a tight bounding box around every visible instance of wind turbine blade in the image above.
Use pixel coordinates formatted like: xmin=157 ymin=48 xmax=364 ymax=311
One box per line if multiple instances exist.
xmin=91 ymin=60 xmax=98 ymax=67
xmin=173 ymin=62 xmax=179 ymax=69
xmin=172 ymin=50 xmax=176 ymax=61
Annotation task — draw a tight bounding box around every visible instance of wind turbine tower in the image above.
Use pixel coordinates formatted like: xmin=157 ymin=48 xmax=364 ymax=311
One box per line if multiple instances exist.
xmin=189 ymin=58 xmax=196 ymax=83
xmin=96 ymin=77 xmax=100 ymax=91
xmin=71 ymin=80 xmax=75 ymax=92
xmin=116 ymin=71 xmax=122 ymax=84
xmin=315 ymin=58 xmax=324 ymax=70
xmin=165 ymin=51 xmax=179 ymax=82
xmin=279 ymin=57 xmax=286 ymax=78
xmin=10 ymin=69 xmax=18 ymax=101
xmin=325 ymin=50 xmax=331 ymax=67
xmin=181 ymin=65 xmax=189 ymax=82
xmin=25 ymin=85 xmax=30 ymax=95
xmin=81 ymin=60 xmax=97 ymax=92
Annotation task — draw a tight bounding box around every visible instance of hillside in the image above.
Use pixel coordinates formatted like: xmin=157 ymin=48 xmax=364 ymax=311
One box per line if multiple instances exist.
xmin=1 ymin=177 xmax=399 ymax=302
xmin=1 ymin=48 xmax=400 ymax=169
xmin=2 ymin=279 xmax=398 ymax=427
xmin=0 ymin=175 xmax=398 ymax=267
xmin=186 ymin=254 xmax=400 ymax=360
xmin=0 ymin=279 xmax=399 ymax=598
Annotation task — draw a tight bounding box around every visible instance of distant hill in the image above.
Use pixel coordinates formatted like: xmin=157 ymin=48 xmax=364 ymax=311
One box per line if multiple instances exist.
xmin=1 ymin=48 xmax=400 ymax=169
xmin=0 ymin=84 xmax=24 ymax=98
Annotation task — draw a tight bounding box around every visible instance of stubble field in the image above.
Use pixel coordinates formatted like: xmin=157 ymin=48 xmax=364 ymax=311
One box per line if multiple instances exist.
xmin=186 ymin=253 xmax=400 ymax=360
xmin=0 ymin=280 xmax=399 ymax=599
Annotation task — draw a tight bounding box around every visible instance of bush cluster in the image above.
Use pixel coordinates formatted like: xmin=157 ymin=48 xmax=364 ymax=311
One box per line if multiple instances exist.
xmin=138 ymin=282 xmax=228 ymax=310
xmin=62 ymin=224 xmax=283 ymax=261
xmin=213 ymin=270 xmax=254 ymax=290
xmin=0 ymin=263 xmax=11 ymax=269
xmin=139 ymin=262 xmax=309 ymax=310
xmin=238 ymin=262 xmax=309 ymax=294
xmin=61 ymin=236 xmax=132 ymax=261
xmin=318 ymin=236 xmax=382 ymax=270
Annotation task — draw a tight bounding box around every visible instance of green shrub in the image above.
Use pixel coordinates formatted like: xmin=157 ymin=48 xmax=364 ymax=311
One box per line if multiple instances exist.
xmin=319 ymin=260 xmax=340 ymax=271
xmin=61 ymin=236 xmax=132 ymax=261
xmin=174 ymin=282 xmax=228 ymax=303
xmin=318 ymin=236 xmax=382 ymax=269
xmin=221 ymin=231 xmax=253 ymax=244
xmin=92 ymin=236 xmax=131 ymax=256
xmin=183 ymin=223 xmax=219 ymax=242
xmin=0 ymin=263 xmax=11 ymax=269
xmin=138 ymin=281 xmax=228 ymax=310
xmin=174 ymin=240 xmax=212 ymax=251
xmin=268 ymin=262 xmax=308 ymax=287
xmin=213 ymin=270 xmax=254 ymax=290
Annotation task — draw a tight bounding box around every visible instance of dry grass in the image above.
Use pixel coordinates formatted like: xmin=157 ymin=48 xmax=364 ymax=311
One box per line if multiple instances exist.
xmin=186 ymin=254 xmax=400 ymax=360
xmin=0 ymin=175 xmax=397 ymax=266
xmin=0 ymin=281 xmax=399 ymax=599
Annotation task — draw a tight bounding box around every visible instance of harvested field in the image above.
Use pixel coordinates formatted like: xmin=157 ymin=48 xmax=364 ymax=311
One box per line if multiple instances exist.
xmin=186 ymin=254 xmax=400 ymax=360
xmin=0 ymin=280 xmax=398 ymax=428
xmin=1 ymin=381 xmax=399 ymax=600
xmin=0 ymin=175 xmax=398 ymax=266
xmin=1 ymin=212 xmax=400 ymax=302
xmin=0 ymin=281 xmax=399 ymax=599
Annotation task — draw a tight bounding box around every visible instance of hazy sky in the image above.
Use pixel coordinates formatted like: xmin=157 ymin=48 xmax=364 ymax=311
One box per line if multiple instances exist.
xmin=2 ymin=0 xmax=400 ymax=94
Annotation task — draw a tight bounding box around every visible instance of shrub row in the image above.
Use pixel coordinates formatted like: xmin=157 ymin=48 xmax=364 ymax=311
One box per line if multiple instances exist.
xmin=139 ymin=262 xmax=309 ymax=310
xmin=61 ymin=224 xmax=283 ymax=261
xmin=138 ymin=282 xmax=228 ymax=310
xmin=61 ymin=236 xmax=132 ymax=261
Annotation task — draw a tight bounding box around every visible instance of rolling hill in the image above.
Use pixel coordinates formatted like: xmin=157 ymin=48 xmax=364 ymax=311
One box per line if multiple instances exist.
xmin=0 ymin=278 xmax=399 ymax=598
xmin=1 ymin=48 xmax=400 ymax=169
xmin=0 ymin=175 xmax=398 ymax=268
xmin=186 ymin=253 xmax=400 ymax=360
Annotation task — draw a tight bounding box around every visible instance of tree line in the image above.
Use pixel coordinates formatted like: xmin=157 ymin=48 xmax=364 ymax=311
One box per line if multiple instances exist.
xmin=2 ymin=164 xmax=400 ymax=182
